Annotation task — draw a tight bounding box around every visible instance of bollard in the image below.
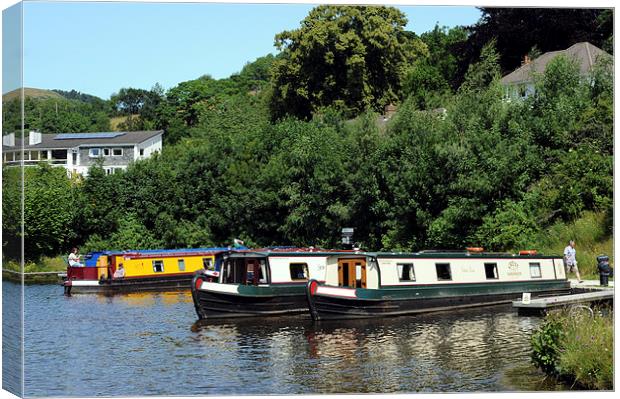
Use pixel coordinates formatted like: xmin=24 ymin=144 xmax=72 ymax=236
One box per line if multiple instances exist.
xmin=597 ymin=255 xmax=611 ymax=287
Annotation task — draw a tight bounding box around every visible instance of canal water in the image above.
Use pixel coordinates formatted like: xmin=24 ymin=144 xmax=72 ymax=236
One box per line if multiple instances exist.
xmin=5 ymin=281 xmax=567 ymax=396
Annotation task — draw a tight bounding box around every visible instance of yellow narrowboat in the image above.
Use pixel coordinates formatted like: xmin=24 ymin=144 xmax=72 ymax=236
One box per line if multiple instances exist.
xmin=63 ymin=247 xmax=231 ymax=295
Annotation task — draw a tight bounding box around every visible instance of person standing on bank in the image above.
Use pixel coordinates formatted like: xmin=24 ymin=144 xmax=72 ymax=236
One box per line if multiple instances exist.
xmin=564 ymin=240 xmax=583 ymax=283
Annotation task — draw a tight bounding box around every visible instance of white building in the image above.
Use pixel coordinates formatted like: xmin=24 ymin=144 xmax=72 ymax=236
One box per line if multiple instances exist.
xmin=2 ymin=130 xmax=163 ymax=176
xmin=500 ymin=42 xmax=611 ymax=100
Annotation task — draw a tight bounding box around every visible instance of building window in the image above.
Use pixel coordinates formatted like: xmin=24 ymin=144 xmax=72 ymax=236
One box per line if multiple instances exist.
xmin=51 ymin=149 xmax=67 ymax=160
xmin=29 ymin=151 xmax=40 ymax=160
xmin=153 ymin=260 xmax=164 ymax=273
xmin=290 ymin=263 xmax=308 ymax=280
xmin=6 ymin=152 xmax=15 ymax=162
xmin=89 ymin=148 xmax=101 ymax=157
xmin=485 ymin=263 xmax=499 ymax=279
xmin=530 ymin=263 xmax=542 ymax=278
xmin=103 ymin=148 xmax=111 ymax=156
xmin=178 ymin=259 xmax=185 ymax=272
xmin=436 ymin=263 xmax=452 ymax=281
xmin=40 ymin=151 xmax=48 ymax=160
xmin=112 ymin=148 xmax=123 ymax=156
xmin=397 ymin=263 xmax=415 ymax=281
xmin=139 ymin=148 xmax=144 ymax=156
xmin=203 ymin=258 xmax=214 ymax=271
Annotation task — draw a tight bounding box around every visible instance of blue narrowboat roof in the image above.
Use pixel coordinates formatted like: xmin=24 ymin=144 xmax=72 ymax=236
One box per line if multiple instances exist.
xmin=84 ymin=246 xmax=247 ymax=266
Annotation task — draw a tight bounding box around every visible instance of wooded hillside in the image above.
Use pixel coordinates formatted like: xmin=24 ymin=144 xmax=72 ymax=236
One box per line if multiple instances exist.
xmin=2 ymin=7 xmax=613 ymax=266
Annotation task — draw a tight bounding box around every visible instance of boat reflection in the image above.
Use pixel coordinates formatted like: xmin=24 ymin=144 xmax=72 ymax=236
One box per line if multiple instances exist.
xmin=93 ymin=289 xmax=192 ymax=307
xmin=190 ymin=305 xmax=547 ymax=393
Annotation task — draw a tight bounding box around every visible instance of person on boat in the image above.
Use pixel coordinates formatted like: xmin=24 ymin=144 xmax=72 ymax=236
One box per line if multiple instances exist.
xmin=68 ymin=247 xmax=84 ymax=267
xmin=564 ymin=240 xmax=583 ymax=283
xmin=113 ymin=264 xmax=125 ymax=279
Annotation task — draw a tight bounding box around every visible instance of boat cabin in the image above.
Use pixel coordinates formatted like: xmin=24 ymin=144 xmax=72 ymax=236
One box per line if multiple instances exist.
xmin=217 ymin=251 xmax=328 ymax=285
xmin=307 ymin=249 xmax=570 ymax=320
xmin=323 ymin=250 xmax=566 ymax=289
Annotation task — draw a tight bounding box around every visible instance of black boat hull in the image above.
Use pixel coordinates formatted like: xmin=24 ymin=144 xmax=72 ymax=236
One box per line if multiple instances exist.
xmin=191 ymin=274 xmax=309 ymax=319
xmin=306 ymin=280 xmax=572 ymax=320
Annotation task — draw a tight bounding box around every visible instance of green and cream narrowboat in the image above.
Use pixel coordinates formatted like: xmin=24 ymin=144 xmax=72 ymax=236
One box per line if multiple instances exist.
xmin=306 ymin=249 xmax=571 ymax=320
xmin=191 ymin=248 xmax=352 ymax=319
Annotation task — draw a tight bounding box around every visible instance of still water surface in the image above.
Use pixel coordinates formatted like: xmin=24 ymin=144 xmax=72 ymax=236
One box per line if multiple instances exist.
xmin=8 ymin=282 xmax=567 ymax=396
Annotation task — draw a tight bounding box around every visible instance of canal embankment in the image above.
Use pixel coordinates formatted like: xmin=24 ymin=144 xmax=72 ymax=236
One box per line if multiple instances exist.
xmin=531 ymin=304 xmax=613 ymax=390
xmin=2 ymin=256 xmax=65 ymax=284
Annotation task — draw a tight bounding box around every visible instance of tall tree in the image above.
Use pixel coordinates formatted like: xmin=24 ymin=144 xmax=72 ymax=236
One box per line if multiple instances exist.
xmin=270 ymin=5 xmax=427 ymax=120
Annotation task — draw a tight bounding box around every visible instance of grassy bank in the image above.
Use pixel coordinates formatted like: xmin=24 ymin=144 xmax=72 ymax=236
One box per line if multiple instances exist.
xmin=2 ymin=256 xmax=66 ymax=284
xmin=531 ymin=308 xmax=613 ymax=390
xmin=534 ymin=211 xmax=613 ymax=279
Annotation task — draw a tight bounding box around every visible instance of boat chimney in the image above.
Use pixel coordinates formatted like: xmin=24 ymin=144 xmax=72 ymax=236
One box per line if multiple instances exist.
xmin=341 ymin=227 xmax=354 ymax=250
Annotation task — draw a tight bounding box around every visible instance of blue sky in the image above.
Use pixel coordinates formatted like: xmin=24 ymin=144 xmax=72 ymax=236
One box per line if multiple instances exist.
xmin=4 ymin=1 xmax=481 ymax=99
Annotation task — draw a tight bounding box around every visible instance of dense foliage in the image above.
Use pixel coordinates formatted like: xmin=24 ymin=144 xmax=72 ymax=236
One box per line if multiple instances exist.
xmin=1 ymin=6 xmax=613 ymax=261
xmin=270 ymin=5 xmax=427 ymax=120
xmin=532 ymin=309 xmax=613 ymax=389
xmin=2 ymin=165 xmax=80 ymax=260
xmin=2 ymin=95 xmax=111 ymax=135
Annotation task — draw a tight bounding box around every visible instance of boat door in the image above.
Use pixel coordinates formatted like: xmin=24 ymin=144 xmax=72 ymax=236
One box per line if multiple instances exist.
xmin=338 ymin=258 xmax=367 ymax=288
xmin=245 ymin=259 xmax=259 ymax=285
xmin=244 ymin=259 xmax=268 ymax=285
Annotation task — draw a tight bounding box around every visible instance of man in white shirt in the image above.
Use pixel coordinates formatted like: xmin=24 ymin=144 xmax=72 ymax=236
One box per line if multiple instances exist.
xmin=113 ymin=264 xmax=125 ymax=279
xmin=563 ymin=240 xmax=583 ymax=283
xmin=68 ymin=247 xmax=84 ymax=267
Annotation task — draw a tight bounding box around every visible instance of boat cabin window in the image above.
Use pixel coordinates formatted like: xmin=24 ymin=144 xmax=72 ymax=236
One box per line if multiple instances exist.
xmin=290 ymin=263 xmax=308 ymax=281
xmin=203 ymin=258 xmax=214 ymax=271
xmin=484 ymin=263 xmax=498 ymax=279
xmin=153 ymin=260 xmax=164 ymax=273
xmin=221 ymin=258 xmax=268 ymax=285
xmin=435 ymin=263 xmax=452 ymax=281
xmin=178 ymin=259 xmax=185 ymax=271
xmin=397 ymin=263 xmax=415 ymax=281
xmin=529 ymin=263 xmax=542 ymax=278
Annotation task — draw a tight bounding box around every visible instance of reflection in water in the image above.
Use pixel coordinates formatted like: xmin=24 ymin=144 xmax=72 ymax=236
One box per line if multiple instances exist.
xmin=18 ymin=282 xmax=566 ymax=397
xmin=191 ymin=308 xmax=551 ymax=393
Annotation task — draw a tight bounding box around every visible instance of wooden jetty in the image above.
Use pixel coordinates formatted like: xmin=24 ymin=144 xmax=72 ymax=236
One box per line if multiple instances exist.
xmin=513 ymin=289 xmax=614 ymax=315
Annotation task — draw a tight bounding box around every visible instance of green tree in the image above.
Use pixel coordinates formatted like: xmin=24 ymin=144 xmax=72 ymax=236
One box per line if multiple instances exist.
xmin=3 ymin=164 xmax=80 ymax=260
xmin=403 ymin=25 xmax=468 ymax=107
xmin=459 ymin=40 xmax=501 ymax=92
xmin=270 ymin=5 xmax=427 ymax=120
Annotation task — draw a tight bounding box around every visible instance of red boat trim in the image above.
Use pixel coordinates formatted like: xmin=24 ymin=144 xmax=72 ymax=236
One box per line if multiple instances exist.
xmin=121 ymin=272 xmax=198 ymax=279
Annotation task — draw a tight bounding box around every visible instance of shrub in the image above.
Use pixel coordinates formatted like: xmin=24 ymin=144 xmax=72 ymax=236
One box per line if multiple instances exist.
xmin=532 ymin=309 xmax=614 ymax=389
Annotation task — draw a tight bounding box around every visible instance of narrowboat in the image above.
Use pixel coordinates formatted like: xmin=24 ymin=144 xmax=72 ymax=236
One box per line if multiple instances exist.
xmin=191 ymin=248 xmax=353 ymax=319
xmin=306 ymin=249 xmax=571 ymax=320
xmin=63 ymin=247 xmax=234 ymax=295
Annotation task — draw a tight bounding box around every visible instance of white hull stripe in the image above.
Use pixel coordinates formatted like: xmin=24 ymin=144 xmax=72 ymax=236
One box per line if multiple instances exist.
xmin=199 ymin=281 xmax=241 ymax=294
xmin=315 ymin=286 xmax=357 ymax=298
xmin=69 ymin=280 xmax=101 ymax=287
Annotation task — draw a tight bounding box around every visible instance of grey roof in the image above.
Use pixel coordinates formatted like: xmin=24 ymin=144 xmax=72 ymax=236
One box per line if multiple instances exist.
xmin=500 ymin=42 xmax=611 ymax=85
xmin=2 ymin=130 xmax=163 ymax=151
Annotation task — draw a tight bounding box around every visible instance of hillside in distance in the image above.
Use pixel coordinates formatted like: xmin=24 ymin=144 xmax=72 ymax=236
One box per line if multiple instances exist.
xmin=2 ymin=87 xmax=64 ymax=102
